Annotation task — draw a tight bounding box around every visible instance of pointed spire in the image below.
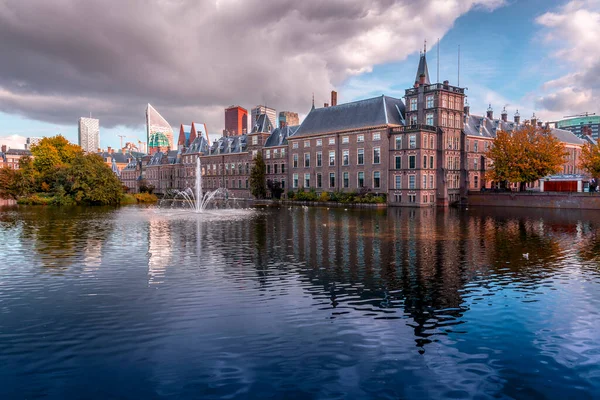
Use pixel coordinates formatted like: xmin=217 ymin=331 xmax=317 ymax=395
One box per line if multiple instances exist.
xmin=415 ymin=43 xmax=431 ymax=85
xmin=311 ymin=93 xmax=315 ymax=111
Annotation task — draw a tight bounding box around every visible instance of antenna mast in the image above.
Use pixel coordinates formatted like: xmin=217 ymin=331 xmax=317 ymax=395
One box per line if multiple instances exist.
xmin=437 ymin=38 xmax=440 ymax=83
xmin=458 ymin=45 xmax=461 ymax=87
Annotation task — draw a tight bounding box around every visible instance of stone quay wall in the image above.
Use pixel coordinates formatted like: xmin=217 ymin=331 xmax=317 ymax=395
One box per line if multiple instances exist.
xmin=467 ymin=192 xmax=600 ymax=210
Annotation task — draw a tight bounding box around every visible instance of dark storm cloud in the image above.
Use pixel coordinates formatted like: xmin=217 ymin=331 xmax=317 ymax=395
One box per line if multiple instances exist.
xmin=0 ymin=0 xmax=503 ymax=131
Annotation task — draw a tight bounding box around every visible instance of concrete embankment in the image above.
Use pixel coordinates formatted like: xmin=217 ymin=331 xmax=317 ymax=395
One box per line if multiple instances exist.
xmin=467 ymin=192 xmax=600 ymax=210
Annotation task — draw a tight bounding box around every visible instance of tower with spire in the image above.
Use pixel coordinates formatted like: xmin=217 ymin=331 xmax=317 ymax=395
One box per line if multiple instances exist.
xmin=400 ymin=40 xmax=466 ymax=206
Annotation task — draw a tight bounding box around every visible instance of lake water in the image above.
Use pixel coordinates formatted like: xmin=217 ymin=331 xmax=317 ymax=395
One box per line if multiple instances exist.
xmin=0 ymin=205 xmax=599 ymax=399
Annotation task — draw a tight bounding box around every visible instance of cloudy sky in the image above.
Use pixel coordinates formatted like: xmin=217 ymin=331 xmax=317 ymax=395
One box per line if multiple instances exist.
xmin=0 ymin=0 xmax=598 ymax=149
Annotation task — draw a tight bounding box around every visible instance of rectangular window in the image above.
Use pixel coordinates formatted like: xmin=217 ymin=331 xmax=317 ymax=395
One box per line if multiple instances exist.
xmin=358 ymin=172 xmax=365 ymax=187
xmin=281 ymin=179 xmax=285 ymax=189
xmin=373 ymin=132 xmax=381 ymax=141
xmin=357 ymin=149 xmax=364 ymax=165
xmin=316 ymin=152 xmax=322 ymax=167
xmin=343 ymin=149 xmax=349 ymax=166
xmin=373 ymin=147 xmax=380 ymax=164
xmin=474 ymin=175 xmax=479 ymax=189
xmin=293 ymin=173 xmax=298 ymax=188
xmin=328 ymin=138 xmax=335 ymax=145
xmin=343 ymin=172 xmax=349 ymax=188
xmin=274 ymin=164 xmax=278 ymax=174
xmin=253 ymin=136 xmax=258 ymax=145
xmin=409 ymin=175 xmax=416 ymax=189
xmin=357 ymin=135 xmax=364 ymax=142
xmin=304 ymin=153 xmax=310 ymax=167
xmin=410 ymin=98 xmax=417 ymax=111
xmin=293 ymin=154 xmax=298 ymax=168
xmin=316 ymin=139 xmax=322 ymax=147
xmin=442 ymin=113 xmax=448 ymax=126
xmin=281 ymin=164 xmax=285 ymax=173
xmin=410 ymin=115 xmax=417 ymax=125
xmin=329 ymin=173 xmax=335 ymax=188
xmin=317 ymin=173 xmax=322 ymax=188
xmin=342 ymin=136 xmax=349 ymax=144
xmin=409 ymin=135 xmax=416 ymax=149
xmin=374 ymin=171 xmax=381 ymax=188
xmin=430 ymin=156 xmax=434 ymax=169
xmin=329 ymin=151 xmax=335 ymax=166
xmin=267 ymin=164 xmax=271 ymax=174
xmin=426 ymin=113 xmax=434 ymax=125
xmin=430 ymin=136 xmax=434 ymax=149
xmin=266 ymin=149 xmax=271 ymax=159
xmin=238 ymin=179 xmax=242 ymax=189
xmin=292 ymin=141 xmax=298 ymax=149
xmin=281 ymin=148 xmax=286 ymax=157
xmin=423 ymin=175 xmax=427 ymax=189
xmin=423 ymin=155 xmax=427 ymax=169
xmin=395 ymin=156 xmax=402 ymax=170
xmin=395 ymin=136 xmax=402 ymax=150
xmin=474 ymin=158 xmax=478 ymax=170
xmin=395 ymin=175 xmax=401 ymax=189
xmin=430 ymin=175 xmax=434 ymax=189
xmin=466 ymin=139 xmax=470 ymax=152
xmin=304 ymin=140 xmax=310 ymax=148
xmin=409 ymin=155 xmax=416 ymax=169
xmin=305 ymin=173 xmax=310 ymax=188
xmin=426 ymin=95 xmax=434 ymax=108
xmin=474 ymin=141 xmax=479 ymax=152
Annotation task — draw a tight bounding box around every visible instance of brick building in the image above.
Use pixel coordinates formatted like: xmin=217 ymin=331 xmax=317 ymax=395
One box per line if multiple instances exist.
xmin=120 ymin=51 xmax=587 ymax=204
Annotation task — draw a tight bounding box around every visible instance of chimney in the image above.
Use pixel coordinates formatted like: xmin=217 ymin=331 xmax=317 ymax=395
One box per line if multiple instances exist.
xmin=486 ymin=104 xmax=493 ymax=120
xmin=531 ymin=113 xmax=538 ymax=128
xmin=514 ymin=110 xmax=521 ymax=125
xmin=537 ymin=121 xmax=543 ymax=128
xmin=324 ymin=103 xmax=329 ymax=108
xmin=501 ymin=107 xmax=508 ymax=122
xmin=1 ymin=145 xmax=6 ymax=153
xmin=419 ymin=74 xmax=426 ymax=85
xmin=107 ymin=146 xmax=112 ymax=154
xmin=331 ymin=91 xmax=338 ymax=106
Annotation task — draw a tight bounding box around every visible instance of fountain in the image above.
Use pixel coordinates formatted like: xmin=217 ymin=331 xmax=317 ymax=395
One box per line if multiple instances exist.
xmin=167 ymin=156 xmax=228 ymax=213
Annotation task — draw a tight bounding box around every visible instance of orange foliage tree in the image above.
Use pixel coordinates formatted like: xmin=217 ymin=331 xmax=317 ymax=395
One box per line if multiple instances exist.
xmin=579 ymin=142 xmax=600 ymax=178
xmin=485 ymin=125 xmax=568 ymax=191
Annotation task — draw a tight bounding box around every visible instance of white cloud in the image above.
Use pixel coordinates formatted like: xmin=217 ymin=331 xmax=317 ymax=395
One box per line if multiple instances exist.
xmin=0 ymin=0 xmax=505 ymax=138
xmin=535 ymin=0 xmax=600 ymax=117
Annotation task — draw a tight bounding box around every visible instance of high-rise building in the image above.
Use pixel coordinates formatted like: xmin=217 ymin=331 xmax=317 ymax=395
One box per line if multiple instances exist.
xmin=78 ymin=117 xmax=100 ymax=153
xmin=251 ymin=106 xmax=276 ymax=131
xmin=278 ymin=111 xmax=299 ymax=128
xmin=556 ymin=114 xmax=600 ymax=139
xmin=225 ymin=106 xmax=248 ymax=136
xmin=146 ymin=104 xmax=174 ymax=154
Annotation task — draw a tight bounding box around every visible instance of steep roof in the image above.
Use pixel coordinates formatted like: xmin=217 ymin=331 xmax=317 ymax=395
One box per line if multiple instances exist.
xmin=207 ymin=134 xmax=247 ymax=155
xmin=415 ymin=53 xmax=430 ymax=85
xmin=264 ymin=125 xmax=299 ymax=147
xmin=251 ymin=114 xmax=274 ymax=133
xmin=463 ymin=114 xmax=586 ymax=145
xmin=185 ymin=135 xmax=210 ymax=155
xmin=293 ymin=95 xmax=405 ymax=137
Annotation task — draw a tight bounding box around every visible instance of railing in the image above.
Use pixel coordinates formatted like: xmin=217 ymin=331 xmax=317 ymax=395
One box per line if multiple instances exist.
xmin=425 ymin=83 xmax=465 ymax=94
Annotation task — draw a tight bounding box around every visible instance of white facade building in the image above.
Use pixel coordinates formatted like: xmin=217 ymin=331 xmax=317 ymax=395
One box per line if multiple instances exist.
xmin=78 ymin=117 xmax=100 ymax=153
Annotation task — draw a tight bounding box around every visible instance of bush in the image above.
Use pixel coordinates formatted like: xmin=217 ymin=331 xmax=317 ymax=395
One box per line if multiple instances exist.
xmin=120 ymin=194 xmax=137 ymax=205
xmin=134 ymin=193 xmax=158 ymax=203
xmin=318 ymin=192 xmax=329 ymax=202
xmin=17 ymin=194 xmax=53 ymax=205
xmin=287 ymin=190 xmax=295 ymax=200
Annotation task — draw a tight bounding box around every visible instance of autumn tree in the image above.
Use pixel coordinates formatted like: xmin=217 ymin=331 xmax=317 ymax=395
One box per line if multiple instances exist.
xmin=579 ymin=142 xmax=600 ymax=178
xmin=249 ymin=153 xmax=267 ymax=199
xmin=30 ymin=135 xmax=83 ymax=185
xmin=486 ymin=126 xmax=568 ymax=191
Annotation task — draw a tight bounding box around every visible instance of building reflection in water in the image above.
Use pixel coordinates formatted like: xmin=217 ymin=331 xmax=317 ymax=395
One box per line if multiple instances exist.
xmin=147 ymin=219 xmax=172 ymax=285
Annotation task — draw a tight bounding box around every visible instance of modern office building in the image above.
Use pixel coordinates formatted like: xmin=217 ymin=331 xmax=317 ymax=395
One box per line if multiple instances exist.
xmin=78 ymin=117 xmax=100 ymax=153
xmin=556 ymin=114 xmax=599 ymax=139
xmin=278 ymin=111 xmax=299 ymax=128
xmin=251 ymin=105 xmax=276 ymax=130
xmin=146 ymin=104 xmax=174 ymax=154
xmin=224 ymin=106 xmax=248 ymax=136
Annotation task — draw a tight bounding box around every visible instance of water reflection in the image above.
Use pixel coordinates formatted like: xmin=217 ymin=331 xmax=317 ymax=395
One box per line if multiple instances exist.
xmin=1 ymin=205 xmax=599 ymax=399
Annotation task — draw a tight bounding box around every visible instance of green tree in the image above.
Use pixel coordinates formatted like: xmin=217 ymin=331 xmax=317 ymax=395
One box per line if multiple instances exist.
xmin=486 ymin=126 xmax=567 ymax=191
xmin=63 ymin=153 xmax=124 ymax=205
xmin=30 ymin=135 xmax=83 ymax=185
xmin=249 ymin=153 xmax=267 ymax=199
xmin=579 ymin=142 xmax=600 ymax=177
